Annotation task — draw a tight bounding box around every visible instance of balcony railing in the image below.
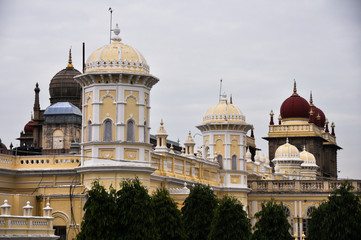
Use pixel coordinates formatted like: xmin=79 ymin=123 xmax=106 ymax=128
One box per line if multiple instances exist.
xmin=248 ymin=180 xmax=361 ymax=193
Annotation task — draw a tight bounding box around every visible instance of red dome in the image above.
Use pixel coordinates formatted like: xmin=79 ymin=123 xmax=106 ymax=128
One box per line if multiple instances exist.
xmin=280 ymin=82 xmax=310 ymax=120
xmin=24 ymin=121 xmax=34 ymax=133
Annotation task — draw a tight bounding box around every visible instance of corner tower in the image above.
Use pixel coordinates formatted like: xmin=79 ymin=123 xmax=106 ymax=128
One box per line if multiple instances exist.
xmin=197 ymin=93 xmax=252 ymax=191
xmin=75 ymin=25 xmax=159 ymax=188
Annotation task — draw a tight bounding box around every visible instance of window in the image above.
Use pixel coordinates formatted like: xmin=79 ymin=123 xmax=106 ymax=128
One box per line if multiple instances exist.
xmin=54 ymin=226 xmax=66 ymax=240
xmin=232 ymin=155 xmax=237 ymax=170
xmin=53 ymin=129 xmax=64 ymax=149
xmin=103 ymin=119 xmax=112 ymax=141
xmin=127 ymin=119 xmax=135 ymax=141
xmin=87 ymin=120 xmax=92 ymax=142
xmin=217 ymin=155 xmax=223 ymax=169
xmin=303 ymin=206 xmax=315 ymax=237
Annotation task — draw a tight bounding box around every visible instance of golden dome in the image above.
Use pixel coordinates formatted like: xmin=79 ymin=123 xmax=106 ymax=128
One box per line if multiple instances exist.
xmin=300 ymin=147 xmax=318 ymax=167
xmin=203 ymin=93 xmax=245 ymax=124
xmin=274 ymin=139 xmax=300 ymax=159
xmin=85 ymin=25 xmax=149 ymax=74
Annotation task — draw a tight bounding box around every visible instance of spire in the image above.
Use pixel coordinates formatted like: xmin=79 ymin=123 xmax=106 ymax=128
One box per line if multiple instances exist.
xmin=278 ymin=115 xmax=282 ymax=125
xmin=250 ymin=127 xmax=254 ymax=138
xmin=308 ymin=108 xmax=314 ymax=123
xmin=33 ymin=83 xmax=40 ymax=112
xmin=331 ymin=122 xmax=335 ymax=136
xmin=230 ymin=94 xmax=233 ymax=104
xmin=325 ymin=119 xmax=329 ymax=133
xmin=292 ymin=79 xmax=298 ymax=96
xmin=269 ymin=110 xmax=274 ymax=125
xmin=67 ymin=48 xmax=73 ymax=68
xmin=309 ymin=91 xmax=314 ymax=106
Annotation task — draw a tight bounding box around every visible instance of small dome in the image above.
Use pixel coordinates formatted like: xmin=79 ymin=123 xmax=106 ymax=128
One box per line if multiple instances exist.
xmin=49 ymin=50 xmax=82 ymax=109
xmin=85 ymin=25 xmax=149 ymax=74
xmin=300 ymin=149 xmax=318 ymax=167
xmin=280 ymin=82 xmax=310 ymax=120
xmin=185 ymin=131 xmax=195 ymax=144
xmin=24 ymin=120 xmax=35 ymax=133
xmin=274 ymin=140 xmax=300 ymax=159
xmin=203 ymin=93 xmax=245 ymax=124
xmin=44 ymin=102 xmax=82 ymax=116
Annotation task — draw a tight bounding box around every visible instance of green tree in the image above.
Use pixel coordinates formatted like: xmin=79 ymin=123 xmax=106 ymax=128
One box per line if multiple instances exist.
xmin=151 ymin=188 xmax=186 ymax=240
xmin=116 ymin=178 xmax=157 ymax=240
xmin=252 ymin=199 xmax=292 ymax=240
xmin=181 ymin=184 xmax=218 ymax=240
xmin=209 ymin=195 xmax=251 ymax=240
xmin=77 ymin=181 xmax=117 ymax=240
xmin=308 ymin=181 xmax=361 ymax=240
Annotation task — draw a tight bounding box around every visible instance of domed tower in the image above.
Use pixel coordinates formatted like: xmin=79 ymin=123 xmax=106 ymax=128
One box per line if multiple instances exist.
xmin=300 ymin=147 xmax=319 ymax=180
xmin=197 ymin=93 xmax=252 ymax=193
xmin=272 ymin=139 xmax=303 ymax=180
xmin=49 ymin=49 xmax=82 ymax=109
xmin=264 ymin=81 xmax=341 ymax=178
xmin=74 ymin=24 xmax=158 ymax=189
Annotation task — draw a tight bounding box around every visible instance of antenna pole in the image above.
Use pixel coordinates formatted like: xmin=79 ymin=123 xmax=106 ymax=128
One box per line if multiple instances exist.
xmin=219 ymin=79 xmax=223 ymax=102
xmin=109 ymin=8 xmax=113 ymax=43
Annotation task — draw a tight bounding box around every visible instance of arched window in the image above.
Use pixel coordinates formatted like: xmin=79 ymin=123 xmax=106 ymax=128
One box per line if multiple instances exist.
xmin=103 ymin=119 xmax=112 ymax=141
xmin=127 ymin=119 xmax=135 ymax=141
xmin=217 ymin=155 xmax=223 ymax=169
xmin=87 ymin=120 xmax=92 ymax=142
xmin=232 ymin=155 xmax=237 ymax=170
xmin=303 ymin=206 xmax=316 ymax=237
xmin=53 ymin=129 xmax=64 ymax=149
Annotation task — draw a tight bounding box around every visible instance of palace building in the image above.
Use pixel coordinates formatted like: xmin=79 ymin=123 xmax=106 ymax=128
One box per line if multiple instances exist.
xmin=0 ymin=24 xmax=358 ymax=240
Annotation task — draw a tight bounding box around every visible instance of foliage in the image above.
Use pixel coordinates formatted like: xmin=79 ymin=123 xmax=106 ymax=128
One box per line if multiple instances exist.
xmin=252 ymin=199 xmax=292 ymax=240
xmin=151 ymin=188 xmax=186 ymax=240
xmin=209 ymin=195 xmax=251 ymax=240
xmin=181 ymin=184 xmax=218 ymax=240
xmin=116 ymin=178 xmax=157 ymax=240
xmin=308 ymin=181 xmax=361 ymax=240
xmin=77 ymin=181 xmax=117 ymax=240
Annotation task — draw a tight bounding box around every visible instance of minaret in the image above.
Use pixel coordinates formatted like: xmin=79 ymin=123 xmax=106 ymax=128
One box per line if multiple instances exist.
xmin=33 ymin=83 xmax=40 ymax=119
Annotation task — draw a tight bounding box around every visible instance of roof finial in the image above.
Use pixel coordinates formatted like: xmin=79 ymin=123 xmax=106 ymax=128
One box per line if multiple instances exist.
xmin=111 ymin=23 xmax=122 ymax=42
xmin=303 ymin=145 xmax=306 ymax=151
xmin=292 ymin=79 xmax=298 ymax=96
xmin=286 ymin=137 xmax=289 ymax=144
xmin=230 ymin=94 xmax=233 ymax=104
xmin=309 ymin=91 xmax=313 ymax=105
xmin=67 ymin=48 xmax=73 ymax=68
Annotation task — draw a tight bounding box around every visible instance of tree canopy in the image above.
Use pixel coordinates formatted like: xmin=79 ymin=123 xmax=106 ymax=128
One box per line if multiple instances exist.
xmin=116 ymin=178 xmax=157 ymax=240
xmin=209 ymin=195 xmax=251 ymax=240
xmin=151 ymin=188 xmax=186 ymax=240
xmin=76 ymin=181 xmax=117 ymax=240
xmin=252 ymin=199 xmax=292 ymax=240
xmin=181 ymin=184 xmax=218 ymax=240
xmin=308 ymin=181 xmax=361 ymax=240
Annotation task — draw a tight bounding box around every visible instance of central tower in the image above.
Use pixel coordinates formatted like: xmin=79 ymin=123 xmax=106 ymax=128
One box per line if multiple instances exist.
xmin=75 ymin=25 xmax=159 ymax=188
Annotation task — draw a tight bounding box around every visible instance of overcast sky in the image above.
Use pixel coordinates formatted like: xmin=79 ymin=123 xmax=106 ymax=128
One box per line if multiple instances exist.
xmin=0 ymin=0 xmax=360 ymax=179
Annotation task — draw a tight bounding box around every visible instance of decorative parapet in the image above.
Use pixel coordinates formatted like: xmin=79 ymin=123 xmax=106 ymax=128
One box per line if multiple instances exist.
xmin=0 ymin=200 xmax=57 ymax=239
xmin=248 ymin=180 xmax=361 ymax=193
xmin=168 ymin=182 xmax=190 ymax=195
xmin=268 ymin=124 xmax=323 ymax=137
